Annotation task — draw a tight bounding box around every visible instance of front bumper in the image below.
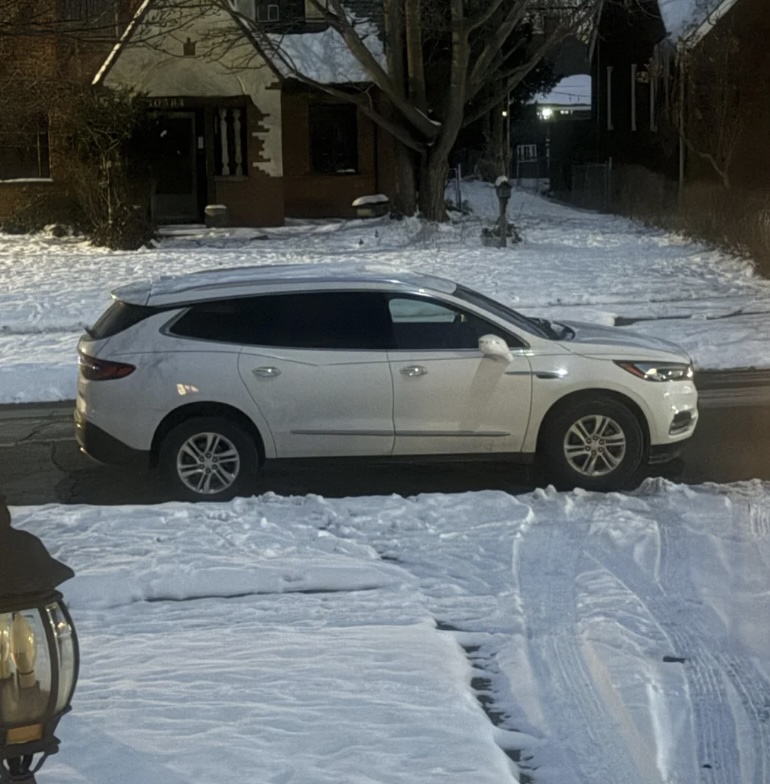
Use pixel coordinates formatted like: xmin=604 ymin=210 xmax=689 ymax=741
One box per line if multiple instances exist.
xmin=648 ymin=442 xmax=685 ymax=465
xmin=75 ymin=408 xmax=150 ymax=466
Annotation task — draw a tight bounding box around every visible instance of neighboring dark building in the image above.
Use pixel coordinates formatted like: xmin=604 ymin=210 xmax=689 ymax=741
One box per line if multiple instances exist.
xmin=582 ymin=0 xmax=770 ymax=209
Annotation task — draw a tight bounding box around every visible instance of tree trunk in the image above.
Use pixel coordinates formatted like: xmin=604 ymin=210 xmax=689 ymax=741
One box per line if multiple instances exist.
xmin=393 ymin=143 xmax=417 ymax=216
xmin=418 ymin=150 xmax=450 ymax=222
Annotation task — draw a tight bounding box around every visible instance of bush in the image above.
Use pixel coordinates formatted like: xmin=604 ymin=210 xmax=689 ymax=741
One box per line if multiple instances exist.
xmin=605 ymin=165 xmax=770 ymax=278
xmin=55 ymin=88 xmax=158 ymax=250
xmin=0 ymin=190 xmax=87 ymax=235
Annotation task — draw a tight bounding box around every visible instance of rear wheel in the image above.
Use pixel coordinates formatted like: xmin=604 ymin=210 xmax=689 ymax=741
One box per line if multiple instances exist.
xmin=541 ymin=398 xmax=644 ymax=491
xmin=159 ymin=417 xmax=258 ymax=501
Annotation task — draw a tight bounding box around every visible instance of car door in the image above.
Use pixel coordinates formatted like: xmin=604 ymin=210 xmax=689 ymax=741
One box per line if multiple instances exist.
xmin=387 ymin=296 xmax=533 ymax=456
xmin=236 ymin=291 xmax=395 ymax=458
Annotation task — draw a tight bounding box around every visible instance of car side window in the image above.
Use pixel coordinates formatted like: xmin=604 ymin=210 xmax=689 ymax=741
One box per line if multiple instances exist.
xmin=169 ymin=292 xmax=393 ymax=350
xmin=388 ymin=296 xmax=522 ymax=350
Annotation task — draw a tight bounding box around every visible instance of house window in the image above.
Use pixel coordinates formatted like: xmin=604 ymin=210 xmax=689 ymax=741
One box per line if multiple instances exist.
xmin=309 ymin=104 xmax=358 ymax=174
xmin=232 ymin=0 xmax=305 ymax=26
xmin=517 ymin=144 xmax=538 ymax=163
xmin=59 ymin=0 xmax=112 ymax=21
xmin=256 ymin=1 xmax=280 ymax=21
xmin=606 ymin=66 xmax=614 ymax=131
xmin=214 ymin=106 xmax=248 ymax=177
xmin=0 ymin=118 xmax=50 ymax=180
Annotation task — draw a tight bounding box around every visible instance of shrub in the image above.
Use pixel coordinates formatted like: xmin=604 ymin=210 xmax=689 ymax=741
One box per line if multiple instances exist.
xmin=0 ymin=190 xmax=86 ymax=235
xmin=55 ymin=88 xmax=158 ymax=250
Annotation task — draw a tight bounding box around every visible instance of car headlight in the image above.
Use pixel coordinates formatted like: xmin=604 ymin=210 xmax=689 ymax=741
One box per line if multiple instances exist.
xmin=614 ymin=361 xmax=694 ymax=382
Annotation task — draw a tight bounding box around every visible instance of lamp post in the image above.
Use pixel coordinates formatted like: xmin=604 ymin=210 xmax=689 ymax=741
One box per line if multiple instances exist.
xmin=0 ymin=499 xmax=78 ymax=784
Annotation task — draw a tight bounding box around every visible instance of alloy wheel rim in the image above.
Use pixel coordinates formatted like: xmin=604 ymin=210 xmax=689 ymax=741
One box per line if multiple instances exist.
xmin=176 ymin=431 xmax=241 ymax=495
xmin=563 ymin=414 xmax=627 ymax=477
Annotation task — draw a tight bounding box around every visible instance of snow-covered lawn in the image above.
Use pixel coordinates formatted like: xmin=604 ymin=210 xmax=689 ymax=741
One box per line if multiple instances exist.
xmin=4 ymin=184 xmax=770 ymax=784
xmin=3 ymin=181 xmax=770 ymax=403
xmin=11 ymin=479 xmax=770 ymax=784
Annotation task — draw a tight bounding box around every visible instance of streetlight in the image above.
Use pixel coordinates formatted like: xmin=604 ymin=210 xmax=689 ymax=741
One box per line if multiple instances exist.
xmin=0 ymin=498 xmax=78 ymax=784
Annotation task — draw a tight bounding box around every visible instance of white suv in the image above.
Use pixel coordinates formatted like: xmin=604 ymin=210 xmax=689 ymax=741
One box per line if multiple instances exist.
xmin=75 ymin=264 xmax=698 ymax=499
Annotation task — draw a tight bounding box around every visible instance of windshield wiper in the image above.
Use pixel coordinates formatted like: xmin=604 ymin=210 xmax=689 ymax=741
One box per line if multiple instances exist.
xmin=529 ymin=317 xmax=563 ymax=340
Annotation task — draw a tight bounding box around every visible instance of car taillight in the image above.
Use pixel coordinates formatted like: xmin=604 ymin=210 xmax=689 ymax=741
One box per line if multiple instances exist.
xmin=78 ymin=353 xmax=136 ymax=381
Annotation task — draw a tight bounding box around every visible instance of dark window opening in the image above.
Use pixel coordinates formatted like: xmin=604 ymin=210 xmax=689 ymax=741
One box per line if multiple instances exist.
xmin=241 ymin=0 xmax=304 ymax=25
xmin=309 ymin=104 xmax=358 ymax=174
xmin=214 ymin=106 xmax=248 ymax=177
xmin=0 ymin=117 xmax=50 ymax=180
xmin=169 ymin=292 xmax=393 ymax=350
xmin=256 ymin=1 xmax=280 ymax=21
xmin=58 ymin=0 xmax=115 ymax=28
xmin=88 ymin=302 xmax=166 ymax=340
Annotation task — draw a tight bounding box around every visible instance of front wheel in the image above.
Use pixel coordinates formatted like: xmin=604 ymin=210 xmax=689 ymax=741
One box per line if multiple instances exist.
xmin=541 ymin=398 xmax=644 ymax=491
xmin=158 ymin=417 xmax=258 ymax=501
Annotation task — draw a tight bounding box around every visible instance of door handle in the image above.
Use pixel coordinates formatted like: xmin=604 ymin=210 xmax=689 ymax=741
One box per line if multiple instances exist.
xmin=400 ymin=365 xmax=428 ymax=377
xmin=252 ymin=366 xmax=281 ymax=378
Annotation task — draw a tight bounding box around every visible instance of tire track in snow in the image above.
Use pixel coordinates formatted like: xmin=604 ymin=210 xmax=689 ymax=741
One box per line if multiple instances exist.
xmin=586 ymin=490 xmax=770 ymax=784
xmin=748 ymin=500 xmax=770 ymax=538
xmin=657 ymin=495 xmax=770 ymax=784
xmin=514 ymin=493 xmax=655 ymax=784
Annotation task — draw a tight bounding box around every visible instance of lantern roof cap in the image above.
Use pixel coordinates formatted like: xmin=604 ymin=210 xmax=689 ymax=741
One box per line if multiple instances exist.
xmin=0 ymin=497 xmax=75 ymax=599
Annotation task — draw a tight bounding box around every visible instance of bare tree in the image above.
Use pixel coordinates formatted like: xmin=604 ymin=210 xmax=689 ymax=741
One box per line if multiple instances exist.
xmin=213 ymin=0 xmax=600 ymax=220
xmin=1 ymin=0 xmax=600 ymax=222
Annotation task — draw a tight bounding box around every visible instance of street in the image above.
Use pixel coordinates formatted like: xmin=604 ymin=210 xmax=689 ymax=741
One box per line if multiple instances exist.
xmin=1 ymin=371 xmax=768 ymax=506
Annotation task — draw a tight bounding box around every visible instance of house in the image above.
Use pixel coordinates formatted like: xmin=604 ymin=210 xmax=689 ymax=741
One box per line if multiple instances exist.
xmin=0 ymin=0 xmax=140 ymax=222
xmin=0 ymin=0 xmax=398 ymax=228
xmin=584 ymin=0 xmax=770 ymax=212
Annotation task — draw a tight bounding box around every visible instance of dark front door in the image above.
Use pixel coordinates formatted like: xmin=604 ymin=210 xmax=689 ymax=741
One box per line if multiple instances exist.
xmin=153 ymin=112 xmax=200 ymax=223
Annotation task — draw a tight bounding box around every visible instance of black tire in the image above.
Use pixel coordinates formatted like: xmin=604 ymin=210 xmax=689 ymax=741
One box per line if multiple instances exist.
xmin=541 ymin=397 xmax=644 ymax=491
xmin=158 ymin=417 xmax=259 ymax=501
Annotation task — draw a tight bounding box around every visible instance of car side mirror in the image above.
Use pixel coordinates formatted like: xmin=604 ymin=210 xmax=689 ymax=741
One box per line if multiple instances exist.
xmin=478 ymin=334 xmax=513 ymax=363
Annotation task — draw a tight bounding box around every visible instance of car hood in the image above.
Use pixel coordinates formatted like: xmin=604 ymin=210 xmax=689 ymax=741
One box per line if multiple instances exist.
xmin=556 ymin=320 xmax=690 ymax=360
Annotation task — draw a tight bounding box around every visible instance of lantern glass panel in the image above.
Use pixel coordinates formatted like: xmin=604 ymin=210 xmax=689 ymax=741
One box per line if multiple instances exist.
xmin=46 ymin=602 xmax=76 ymax=713
xmin=0 ymin=610 xmax=52 ymax=727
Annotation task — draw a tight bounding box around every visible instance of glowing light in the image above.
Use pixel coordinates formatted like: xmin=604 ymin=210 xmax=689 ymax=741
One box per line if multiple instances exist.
xmin=11 ymin=613 xmax=37 ymax=688
xmin=539 ymin=107 xmax=554 ymax=120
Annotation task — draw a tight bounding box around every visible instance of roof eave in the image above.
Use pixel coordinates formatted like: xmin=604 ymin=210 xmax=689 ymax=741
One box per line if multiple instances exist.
xmin=678 ymin=0 xmax=741 ymax=47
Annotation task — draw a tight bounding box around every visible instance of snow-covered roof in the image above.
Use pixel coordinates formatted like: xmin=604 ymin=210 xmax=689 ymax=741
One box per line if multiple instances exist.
xmin=270 ymin=23 xmax=384 ymax=85
xmin=533 ymin=74 xmax=591 ymax=107
xmin=658 ymin=0 xmax=740 ymax=44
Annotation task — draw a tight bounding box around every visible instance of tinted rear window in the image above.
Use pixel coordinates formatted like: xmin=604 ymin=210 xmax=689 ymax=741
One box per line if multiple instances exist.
xmin=89 ymin=301 xmax=165 ymax=340
xmin=169 ymin=293 xmax=393 ymax=349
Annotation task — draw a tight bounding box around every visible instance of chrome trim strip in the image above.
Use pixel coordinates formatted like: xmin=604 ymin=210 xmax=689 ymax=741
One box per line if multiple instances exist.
xmin=504 ymin=370 xmax=532 ymax=376
xmin=290 ymin=429 xmax=512 ymax=437
xmin=395 ymin=430 xmax=511 ymax=437
xmin=291 ymin=430 xmax=393 ymax=436
xmin=534 ymin=371 xmax=567 ymax=379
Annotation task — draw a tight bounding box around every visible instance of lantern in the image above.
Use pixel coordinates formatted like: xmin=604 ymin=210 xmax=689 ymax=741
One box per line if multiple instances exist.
xmin=0 ymin=499 xmax=78 ymax=783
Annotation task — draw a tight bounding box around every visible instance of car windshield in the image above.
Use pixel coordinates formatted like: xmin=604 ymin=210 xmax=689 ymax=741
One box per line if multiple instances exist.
xmin=452 ymin=284 xmax=562 ymax=340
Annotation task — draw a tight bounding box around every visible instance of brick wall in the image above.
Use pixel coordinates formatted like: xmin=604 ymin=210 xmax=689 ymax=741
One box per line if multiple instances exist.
xmin=282 ymin=90 xmax=390 ymax=219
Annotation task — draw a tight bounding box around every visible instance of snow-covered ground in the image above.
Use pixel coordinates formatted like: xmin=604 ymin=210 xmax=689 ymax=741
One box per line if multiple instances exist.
xmin=4 ymin=183 xmax=770 ymax=784
xmin=3 ymin=182 xmax=770 ymax=403
xmin=10 ymin=479 xmax=770 ymax=784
